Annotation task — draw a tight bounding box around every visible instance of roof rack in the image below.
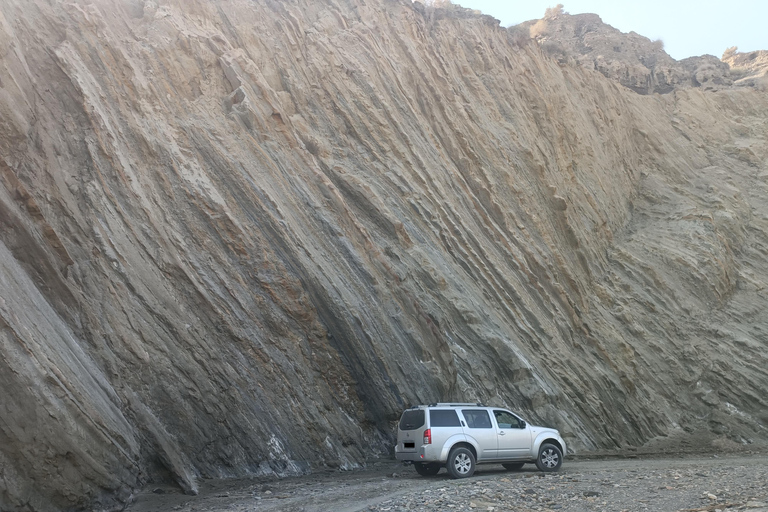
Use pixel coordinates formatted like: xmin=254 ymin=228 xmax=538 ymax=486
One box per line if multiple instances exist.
xmin=426 ymin=402 xmax=486 ymax=407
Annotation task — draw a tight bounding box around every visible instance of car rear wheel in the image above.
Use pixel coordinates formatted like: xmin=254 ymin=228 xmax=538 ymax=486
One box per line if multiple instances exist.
xmin=414 ymin=462 xmax=441 ymax=476
xmin=446 ymin=447 xmax=476 ymax=479
xmin=535 ymin=443 xmax=563 ymax=472
xmin=502 ymin=462 xmax=525 ymax=471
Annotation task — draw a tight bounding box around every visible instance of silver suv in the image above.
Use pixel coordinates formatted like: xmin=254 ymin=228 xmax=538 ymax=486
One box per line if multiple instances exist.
xmin=394 ymin=403 xmax=566 ymax=478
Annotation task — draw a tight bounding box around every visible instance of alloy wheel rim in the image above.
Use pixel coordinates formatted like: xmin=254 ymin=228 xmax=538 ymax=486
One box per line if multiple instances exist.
xmin=541 ymin=449 xmax=559 ymax=468
xmin=454 ymin=453 xmax=471 ymax=474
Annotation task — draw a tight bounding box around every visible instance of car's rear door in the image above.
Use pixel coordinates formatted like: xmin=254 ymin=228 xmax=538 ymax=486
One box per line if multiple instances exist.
xmin=459 ymin=409 xmax=497 ymax=460
xmin=428 ymin=409 xmax=463 ymax=452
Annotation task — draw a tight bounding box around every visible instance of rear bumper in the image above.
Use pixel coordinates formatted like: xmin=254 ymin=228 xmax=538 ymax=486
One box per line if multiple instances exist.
xmin=395 ymin=451 xmax=422 ymax=462
xmin=395 ymin=444 xmax=425 ymax=462
xmin=395 ymin=444 xmax=441 ymax=462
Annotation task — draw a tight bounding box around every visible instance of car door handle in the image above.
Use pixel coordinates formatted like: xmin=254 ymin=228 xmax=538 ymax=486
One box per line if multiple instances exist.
xmin=498 ymin=431 xmax=506 ymax=436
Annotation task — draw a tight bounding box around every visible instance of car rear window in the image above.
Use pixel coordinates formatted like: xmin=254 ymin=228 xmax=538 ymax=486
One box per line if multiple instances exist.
xmin=399 ymin=409 xmax=425 ymax=430
xmin=429 ymin=409 xmax=461 ymax=427
xmin=462 ymin=409 xmax=492 ymax=429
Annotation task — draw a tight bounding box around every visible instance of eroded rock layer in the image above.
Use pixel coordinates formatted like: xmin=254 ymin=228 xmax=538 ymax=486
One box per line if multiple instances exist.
xmin=0 ymin=0 xmax=766 ymax=510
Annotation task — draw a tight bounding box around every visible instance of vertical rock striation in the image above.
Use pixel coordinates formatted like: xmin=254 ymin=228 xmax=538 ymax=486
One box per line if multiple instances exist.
xmin=0 ymin=0 xmax=766 ymax=509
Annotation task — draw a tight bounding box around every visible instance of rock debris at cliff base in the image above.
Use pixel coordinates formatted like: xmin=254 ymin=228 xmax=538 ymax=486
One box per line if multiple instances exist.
xmin=0 ymin=0 xmax=767 ymax=510
xmin=125 ymin=455 xmax=768 ymax=512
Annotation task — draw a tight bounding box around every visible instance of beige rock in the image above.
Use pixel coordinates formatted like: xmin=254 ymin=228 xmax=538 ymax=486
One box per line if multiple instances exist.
xmin=0 ymin=0 xmax=766 ymax=510
xmin=515 ymin=11 xmax=733 ymax=94
xmin=722 ymin=47 xmax=768 ymax=88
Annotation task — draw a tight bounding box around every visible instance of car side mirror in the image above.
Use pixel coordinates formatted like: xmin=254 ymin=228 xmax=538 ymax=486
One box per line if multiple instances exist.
xmin=519 ymin=420 xmax=526 ymax=428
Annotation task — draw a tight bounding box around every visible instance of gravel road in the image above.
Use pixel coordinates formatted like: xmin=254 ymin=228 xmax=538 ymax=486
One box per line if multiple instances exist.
xmin=127 ymin=454 xmax=768 ymax=512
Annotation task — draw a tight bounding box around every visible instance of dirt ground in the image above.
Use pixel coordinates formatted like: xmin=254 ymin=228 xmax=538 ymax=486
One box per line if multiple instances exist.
xmin=127 ymin=452 xmax=768 ymax=512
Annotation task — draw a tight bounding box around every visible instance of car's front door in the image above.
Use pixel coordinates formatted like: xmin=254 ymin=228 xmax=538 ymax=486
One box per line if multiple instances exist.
xmin=494 ymin=410 xmax=532 ymax=458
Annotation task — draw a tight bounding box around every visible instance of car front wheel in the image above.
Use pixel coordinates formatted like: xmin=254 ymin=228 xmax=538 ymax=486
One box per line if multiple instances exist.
xmin=535 ymin=443 xmax=563 ymax=472
xmin=414 ymin=462 xmax=441 ymax=476
xmin=446 ymin=447 xmax=476 ymax=479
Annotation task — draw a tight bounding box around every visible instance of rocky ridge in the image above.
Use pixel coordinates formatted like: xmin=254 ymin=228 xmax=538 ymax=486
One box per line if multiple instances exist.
xmin=513 ymin=8 xmax=736 ymax=94
xmin=722 ymin=47 xmax=768 ymax=88
xmin=0 ymin=0 xmax=767 ymax=510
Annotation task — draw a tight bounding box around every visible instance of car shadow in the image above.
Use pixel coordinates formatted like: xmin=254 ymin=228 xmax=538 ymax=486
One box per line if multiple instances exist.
xmin=403 ymin=463 xmax=548 ymax=480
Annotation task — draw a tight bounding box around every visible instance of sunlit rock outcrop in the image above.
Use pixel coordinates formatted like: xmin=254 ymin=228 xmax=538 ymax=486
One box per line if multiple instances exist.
xmin=722 ymin=47 xmax=768 ymax=87
xmin=513 ymin=8 xmax=735 ymax=94
xmin=0 ymin=0 xmax=766 ymax=509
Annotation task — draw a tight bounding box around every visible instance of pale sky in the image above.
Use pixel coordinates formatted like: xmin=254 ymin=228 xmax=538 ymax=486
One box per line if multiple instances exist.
xmin=453 ymin=0 xmax=768 ymax=60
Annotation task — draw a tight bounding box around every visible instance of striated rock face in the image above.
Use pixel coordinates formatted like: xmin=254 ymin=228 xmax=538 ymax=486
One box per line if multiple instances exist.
xmin=515 ymin=10 xmax=734 ymax=94
xmin=0 ymin=0 xmax=766 ymax=509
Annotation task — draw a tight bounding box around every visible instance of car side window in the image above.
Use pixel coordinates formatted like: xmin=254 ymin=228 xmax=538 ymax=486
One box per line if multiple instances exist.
xmin=494 ymin=410 xmax=522 ymax=429
xmin=430 ymin=409 xmax=461 ymax=427
xmin=462 ymin=409 xmax=492 ymax=429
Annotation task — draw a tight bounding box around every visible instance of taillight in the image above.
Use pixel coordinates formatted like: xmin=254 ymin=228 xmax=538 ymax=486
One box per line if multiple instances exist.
xmin=423 ymin=429 xmax=432 ymax=445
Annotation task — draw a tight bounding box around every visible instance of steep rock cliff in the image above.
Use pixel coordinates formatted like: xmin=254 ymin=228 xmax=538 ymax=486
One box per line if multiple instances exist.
xmin=0 ymin=0 xmax=766 ymax=510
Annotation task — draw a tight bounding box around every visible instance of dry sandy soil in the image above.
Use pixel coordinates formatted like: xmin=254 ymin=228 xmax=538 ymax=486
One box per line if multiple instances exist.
xmin=127 ymin=453 xmax=768 ymax=512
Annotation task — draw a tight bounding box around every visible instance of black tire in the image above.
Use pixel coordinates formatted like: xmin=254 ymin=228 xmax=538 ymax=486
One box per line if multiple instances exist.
xmin=413 ymin=462 xmax=441 ymax=476
xmin=502 ymin=462 xmax=525 ymax=471
xmin=535 ymin=443 xmax=563 ymax=472
xmin=446 ymin=447 xmax=476 ymax=479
